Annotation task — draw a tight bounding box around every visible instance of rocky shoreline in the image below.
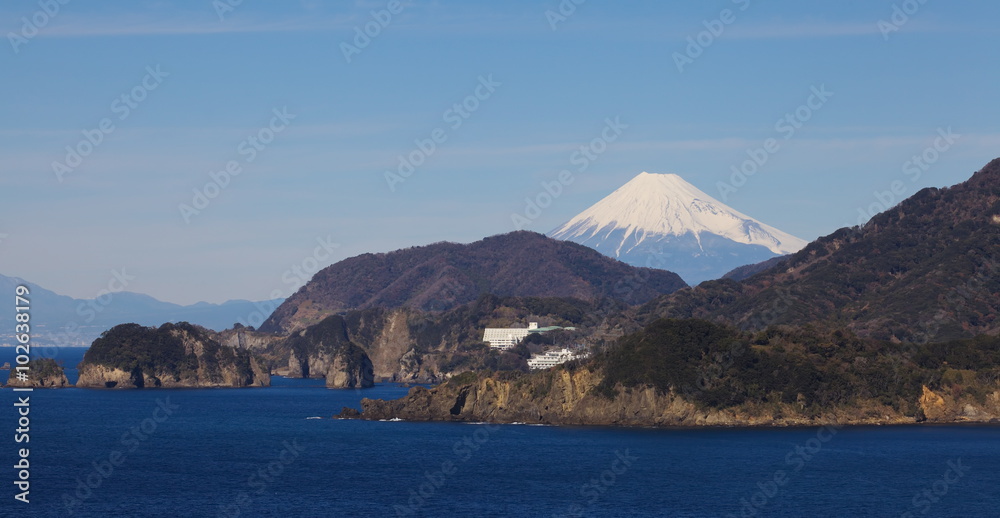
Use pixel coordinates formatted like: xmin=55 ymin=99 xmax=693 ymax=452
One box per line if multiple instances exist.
xmin=338 ymin=370 xmax=1000 ymax=428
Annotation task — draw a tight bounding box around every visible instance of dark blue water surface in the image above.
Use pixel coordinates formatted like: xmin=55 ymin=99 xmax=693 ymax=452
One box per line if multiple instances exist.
xmin=1 ymin=348 xmax=999 ymax=517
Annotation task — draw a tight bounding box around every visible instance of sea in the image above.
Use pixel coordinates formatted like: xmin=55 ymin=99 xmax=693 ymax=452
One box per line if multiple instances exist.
xmin=1 ymin=348 xmax=999 ymax=518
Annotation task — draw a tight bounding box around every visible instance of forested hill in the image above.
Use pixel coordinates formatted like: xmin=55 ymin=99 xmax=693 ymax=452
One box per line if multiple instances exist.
xmin=261 ymin=231 xmax=687 ymax=334
xmin=638 ymin=158 xmax=1000 ymax=343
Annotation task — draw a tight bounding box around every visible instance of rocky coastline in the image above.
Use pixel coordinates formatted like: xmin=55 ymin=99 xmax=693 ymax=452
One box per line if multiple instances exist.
xmin=341 ymin=369 xmax=1000 ymax=428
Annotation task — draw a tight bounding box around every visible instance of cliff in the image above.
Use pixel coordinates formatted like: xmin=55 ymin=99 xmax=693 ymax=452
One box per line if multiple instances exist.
xmin=76 ymin=322 xmax=270 ymax=388
xmin=341 ymin=308 xmax=431 ymax=382
xmin=214 ymin=325 xmax=283 ymax=352
xmin=4 ymin=358 xmax=71 ymax=388
xmin=270 ymin=315 xmax=374 ymax=388
xmin=338 ymin=296 xmax=633 ymax=383
xmin=250 ymin=296 xmax=610 ymax=384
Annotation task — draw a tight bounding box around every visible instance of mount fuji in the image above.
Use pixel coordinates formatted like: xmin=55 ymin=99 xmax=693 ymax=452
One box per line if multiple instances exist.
xmin=548 ymin=172 xmax=808 ymax=285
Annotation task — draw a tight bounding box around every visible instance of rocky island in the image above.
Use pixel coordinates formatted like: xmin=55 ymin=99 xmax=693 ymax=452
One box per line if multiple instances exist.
xmin=4 ymin=358 xmax=71 ymax=388
xmin=76 ymin=322 xmax=270 ymax=388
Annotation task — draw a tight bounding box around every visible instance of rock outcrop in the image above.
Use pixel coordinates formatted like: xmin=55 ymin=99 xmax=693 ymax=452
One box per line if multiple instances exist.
xmin=215 ymin=326 xmax=283 ymax=352
xmin=326 ymin=353 xmax=375 ymax=389
xmin=919 ymin=385 xmax=951 ymax=421
xmin=76 ymin=322 xmax=270 ymax=388
xmin=4 ymin=358 xmax=71 ymax=388
xmin=275 ymin=315 xmax=374 ymax=389
xmin=76 ymin=364 xmax=141 ymax=389
xmin=361 ymin=309 xmax=419 ymax=380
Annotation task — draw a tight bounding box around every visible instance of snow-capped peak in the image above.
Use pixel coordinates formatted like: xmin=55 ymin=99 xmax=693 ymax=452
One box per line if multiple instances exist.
xmin=549 ymin=172 xmax=807 ymax=256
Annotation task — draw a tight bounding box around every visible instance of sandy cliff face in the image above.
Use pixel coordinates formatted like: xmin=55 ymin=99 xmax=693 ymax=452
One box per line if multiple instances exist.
xmin=76 ymin=364 xmax=139 ymax=389
xmin=350 ymin=369 xmax=1000 ymax=428
xmin=326 ymin=353 xmax=375 ymax=389
xmin=366 ymin=310 xmax=416 ymax=380
xmin=918 ymin=385 xmax=1000 ymax=422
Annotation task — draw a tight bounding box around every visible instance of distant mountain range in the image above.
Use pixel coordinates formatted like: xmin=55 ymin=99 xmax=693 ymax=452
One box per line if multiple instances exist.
xmin=549 ymin=172 xmax=807 ymax=285
xmin=0 ymin=274 xmax=282 ymax=346
xmin=260 ymin=231 xmax=688 ymax=334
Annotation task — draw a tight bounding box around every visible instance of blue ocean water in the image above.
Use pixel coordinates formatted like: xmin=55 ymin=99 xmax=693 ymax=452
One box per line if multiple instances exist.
xmin=2 ymin=348 xmax=999 ymax=517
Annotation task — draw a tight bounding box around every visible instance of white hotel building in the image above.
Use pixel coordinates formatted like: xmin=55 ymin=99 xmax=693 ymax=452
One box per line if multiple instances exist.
xmin=526 ymin=348 xmax=586 ymax=370
xmin=482 ymin=322 xmax=539 ymax=350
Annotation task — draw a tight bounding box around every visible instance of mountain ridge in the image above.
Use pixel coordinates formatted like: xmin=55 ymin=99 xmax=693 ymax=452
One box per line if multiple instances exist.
xmin=260 ymin=231 xmax=687 ymax=334
xmin=638 ymin=157 xmax=1000 ymax=343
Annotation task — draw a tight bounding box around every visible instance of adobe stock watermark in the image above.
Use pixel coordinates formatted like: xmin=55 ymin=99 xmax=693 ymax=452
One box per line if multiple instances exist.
xmin=341 ymin=0 xmax=406 ymax=63
xmin=393 ymin=423 xmax=502 ymax=516
xmin=878 ymin=0 xmax=930 ymax=41
xmin=216 ymin=439 xmax=306 ymax=518
xmin=716 ymin=84 xmax=833 ymax=202
xmin=384 ymin=74 xmax=501 ymax=192
xmin=900 ymin=459 xmax=970 ymax=517
xmin=62 ymin=398 xmax=180 ymax=514
xmin=545 ymin=0 xmax=585 ymax=31
xmin=673 ymin=0 xmax=751 ymax=73
xmin=238 ymin=235 xmax=341 ymax=329
xmin=510 ymin=116 xmax=627 ymax=230
xmin=728 ymin=425 xmax=840 ymax=518
xmin=179 ymin=107 xmax=295 ymax=223
xmin=553 ymin=449 xmax=639 ymax=518
xmin=855 ymin=127 xmax=959 ymax=226
xmin=7 ymin=0 xmax=71 ymax=54
xmin=212 ymin=0 xmax=244 ymax=22
xmin=52 ymin=65 xmax=169 ymax=183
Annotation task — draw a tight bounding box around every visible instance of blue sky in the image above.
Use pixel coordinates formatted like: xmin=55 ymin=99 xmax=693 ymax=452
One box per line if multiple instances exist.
xmin=1 ymin=0 xmax=998 ymax=305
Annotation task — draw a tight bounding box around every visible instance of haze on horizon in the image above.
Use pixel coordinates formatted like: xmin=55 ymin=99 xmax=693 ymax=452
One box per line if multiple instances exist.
xmin=1 ymin=0 xmax=998 ymax=305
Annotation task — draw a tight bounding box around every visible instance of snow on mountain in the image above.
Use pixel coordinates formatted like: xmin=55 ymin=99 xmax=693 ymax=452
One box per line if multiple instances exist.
xmin=548 ymin=172 xmax=808 ymax=285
